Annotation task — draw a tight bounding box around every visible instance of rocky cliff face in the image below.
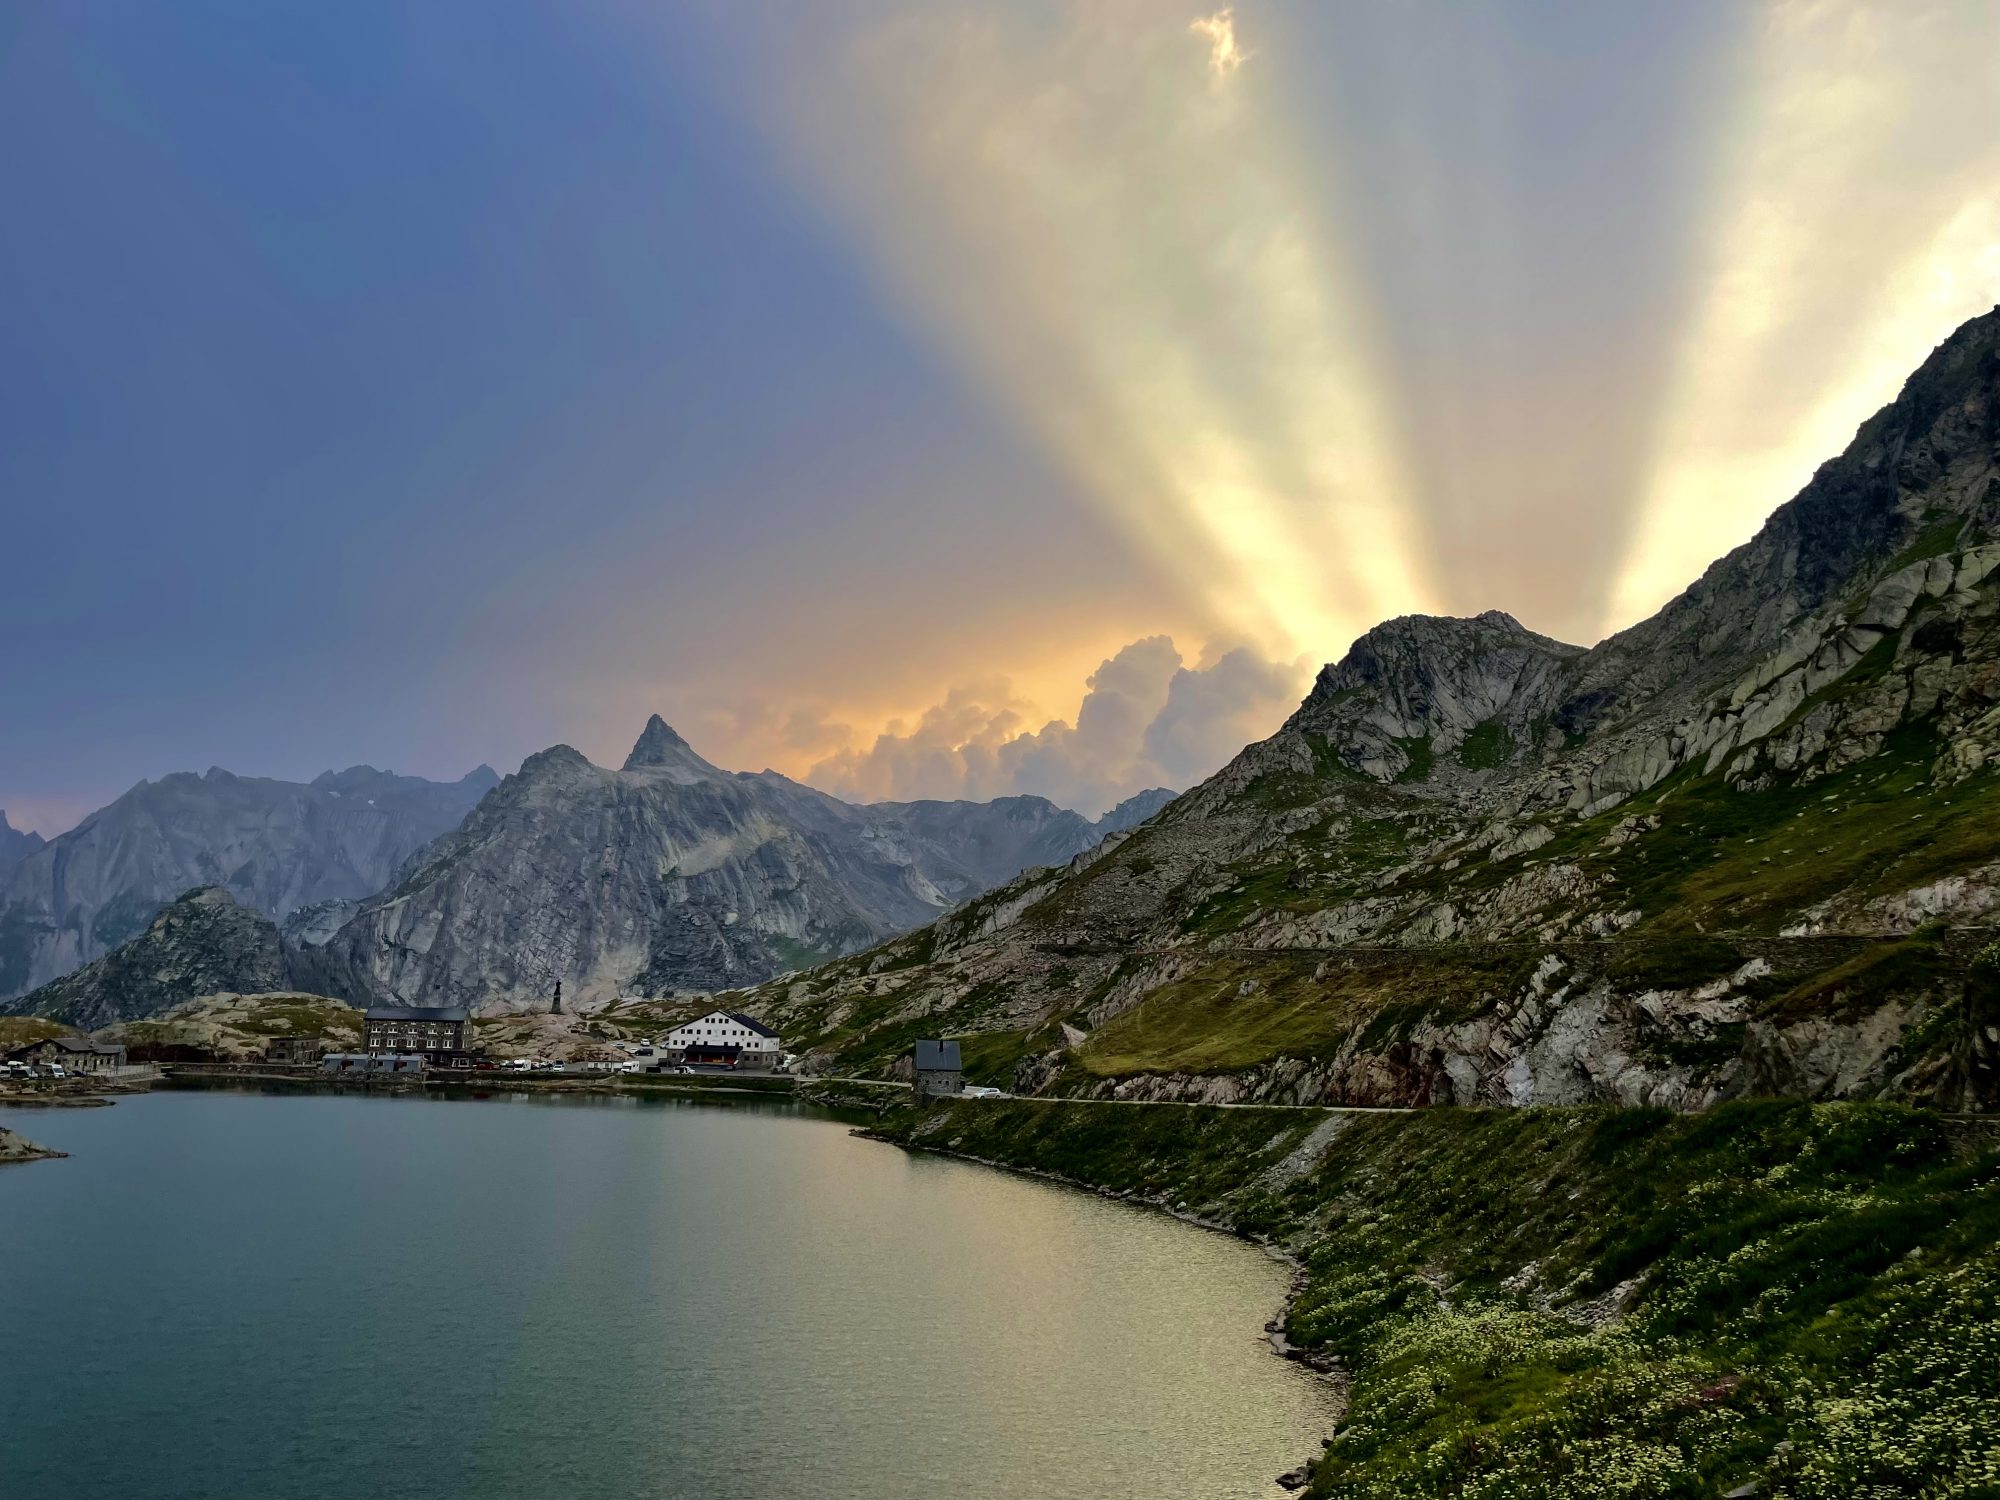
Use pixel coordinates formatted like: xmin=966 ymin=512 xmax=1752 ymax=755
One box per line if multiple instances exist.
xmin=746 ymin=306 xmax=2000 ymax=1113
xmin=326 ymin=718 xmax=1156 ymax=1010
xmin=0 ymin=764 xmax=497 ymax=1000
xmin=0 ymin=811 xmax=45 ymax=883
xmin=2 ymin=886 xmax=376 ymax=1029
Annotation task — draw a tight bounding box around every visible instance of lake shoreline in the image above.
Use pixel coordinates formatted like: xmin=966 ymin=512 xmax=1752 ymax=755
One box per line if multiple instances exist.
xmin=4 ymin=1085 xmax=1332 ymax=1499
xmin=857 ymin=1117 xmax=1350 ymax=1491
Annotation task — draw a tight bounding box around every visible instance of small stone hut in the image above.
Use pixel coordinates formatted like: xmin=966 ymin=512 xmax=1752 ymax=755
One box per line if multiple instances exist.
xmin=913 ymin=1039 xmax=964 ymax=1101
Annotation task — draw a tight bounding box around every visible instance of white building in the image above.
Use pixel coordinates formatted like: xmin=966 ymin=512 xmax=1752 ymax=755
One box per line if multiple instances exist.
xmin=662 ymin=1011 xmax=783 ymax=1068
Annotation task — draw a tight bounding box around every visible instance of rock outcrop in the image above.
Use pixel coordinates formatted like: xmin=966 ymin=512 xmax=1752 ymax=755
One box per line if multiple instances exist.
xmin=325 ymin=718 xmax=1161 ymax=1010
xmin=0 ymin=764 xmax=497 ymax=999
xmin=743 ymin=306 xmax=2000 ymax=1111
xmin=0 ymin=1127 xmax=65 ymax=1163
xmin=2 ymin=887 xmax=377 ymax=1028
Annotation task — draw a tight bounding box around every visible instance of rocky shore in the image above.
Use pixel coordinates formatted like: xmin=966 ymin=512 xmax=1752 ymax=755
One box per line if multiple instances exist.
xmin=0 ymin=1125 xmax=67 ymax=1162
xmin=870 ymin=1095 xmax=2000 ymax=1497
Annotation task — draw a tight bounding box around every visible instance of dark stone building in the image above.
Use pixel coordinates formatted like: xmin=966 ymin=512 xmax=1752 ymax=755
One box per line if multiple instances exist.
xmin=362 ymin=1006 xmax=475 ymax=1068
xmin=913 ymin=1039 xmax=963 ymax=1101
xmin=264 ymin=1035 xmax=326 ymax=1065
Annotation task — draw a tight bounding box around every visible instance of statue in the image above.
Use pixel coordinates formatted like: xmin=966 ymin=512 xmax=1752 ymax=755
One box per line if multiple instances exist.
xmin=551 ymin=979 xmax=563 ymax=1016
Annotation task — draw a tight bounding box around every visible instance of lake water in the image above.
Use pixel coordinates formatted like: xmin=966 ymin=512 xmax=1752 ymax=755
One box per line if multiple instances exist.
xmin=0 ymin=1089 xmax=1336 ymax=1499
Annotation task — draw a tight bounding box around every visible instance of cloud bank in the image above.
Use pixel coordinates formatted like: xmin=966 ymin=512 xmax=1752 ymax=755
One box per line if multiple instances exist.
xmin=801 ymin=636 xmax=1310 ymax=816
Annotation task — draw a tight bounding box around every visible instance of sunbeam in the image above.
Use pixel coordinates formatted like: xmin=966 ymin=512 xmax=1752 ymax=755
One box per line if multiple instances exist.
xmin=1610 ymin=0 xmax=2000 ymax=628
xmin=729 ymin=0 xmax=1439 ymax=666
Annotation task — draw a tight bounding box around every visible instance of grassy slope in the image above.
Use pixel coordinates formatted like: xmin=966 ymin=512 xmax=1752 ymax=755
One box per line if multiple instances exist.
xmin=0 ymin=1015 xmax=78 ymax=1048
xmin=107 ymin=993 xmax=363 ymax=1057
xmin=878 ymin=1099 xmax=2000 ymax=1499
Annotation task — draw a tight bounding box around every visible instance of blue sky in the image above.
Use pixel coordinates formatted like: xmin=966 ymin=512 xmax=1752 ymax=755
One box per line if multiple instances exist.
xmin=4 ymin=2 xmax=1997 ymax=831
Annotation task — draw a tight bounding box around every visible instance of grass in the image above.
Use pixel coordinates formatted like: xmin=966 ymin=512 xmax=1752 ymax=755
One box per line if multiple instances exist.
xmin=1604 ymin=935 xmax=1747 ymax=991
xmin=1075 ymin=948 xmax=1541 ymax=1077
xmin=954 ymin=1027 xmax=1045 ymax=1088
xmin=0 ymin=1015 xmax=76 ymax=1048
xmin=1458 ymin=719 xmax=1515 ymax=771
xmin=1394 ymin=735 xmax=1435 ymax=784
xmin=1180 ymin=813 xmax=1423 ymax=937
xmin=1759 ymin=931 xmax=1954 ymax=1023
xmin=1076 ymin=957 xmax=1350 ymax=1075
xmin=878 ymin=1097 xmax=2000 ymax=1499
xmin=1586 ymin=723 xmax=2000 ymax=933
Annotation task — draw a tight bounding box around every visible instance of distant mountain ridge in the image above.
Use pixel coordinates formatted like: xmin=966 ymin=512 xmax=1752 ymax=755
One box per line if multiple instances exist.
xmin=3 ymin=886 xmax=375 ymax=1030
xmin=0 ymin=812 xmax=45 ymax=882
xmin=0 ymin=763 xmax=497 ymax=999
xmin=326 ymin=717 xmax=1175 ymax=1010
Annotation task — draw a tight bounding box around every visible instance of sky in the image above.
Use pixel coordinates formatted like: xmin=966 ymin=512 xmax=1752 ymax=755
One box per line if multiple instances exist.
xmin=3 ymin=1 xmax=1997 ymax=833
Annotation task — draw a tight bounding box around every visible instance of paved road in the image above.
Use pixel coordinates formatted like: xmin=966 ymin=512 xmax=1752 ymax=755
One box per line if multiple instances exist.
xmin=810 ymin=1076 xmax=1412 ymax=1113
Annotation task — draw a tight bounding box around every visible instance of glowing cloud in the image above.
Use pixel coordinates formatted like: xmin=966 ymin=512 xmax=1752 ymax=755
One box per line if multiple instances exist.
xmin=1190 ymin=9 xmax=1244 ymax=77
xmin=802 ymin=635 xmax=1311 ymax=814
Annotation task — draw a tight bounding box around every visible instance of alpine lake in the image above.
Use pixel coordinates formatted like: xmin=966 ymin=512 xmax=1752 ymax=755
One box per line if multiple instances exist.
xmin=0 ymin=1086 xmax=1338 ymax=1499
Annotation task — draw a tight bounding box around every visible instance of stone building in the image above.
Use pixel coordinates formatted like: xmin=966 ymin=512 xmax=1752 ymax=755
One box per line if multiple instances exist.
xmin=5 ymin=1036 xmax=127 ymax=1074
xmin=913 ymin=1039 xmax=963 ymax=1101
xmin=362 ymin=1006 xmax=475 ymax=1068
xmin=264 ymin=1035 xmax=326 ymax=1065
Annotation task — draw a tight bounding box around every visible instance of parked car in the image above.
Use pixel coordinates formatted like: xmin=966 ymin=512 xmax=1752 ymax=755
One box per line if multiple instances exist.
xmin=45 ymin=1065 xmax=66 ymax=1079
xmin=2 ymin=1060 xmax=31 ymax=1079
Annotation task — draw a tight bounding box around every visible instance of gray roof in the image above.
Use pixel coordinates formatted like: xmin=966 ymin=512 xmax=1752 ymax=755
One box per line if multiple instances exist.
xmin=364 ymin=1006 xmax=470 ymax=1022
xmin=914 ymin=1039 xmax=962 ymax=1071
xmin=724 ymin=1012 xmax=779 ymax=1039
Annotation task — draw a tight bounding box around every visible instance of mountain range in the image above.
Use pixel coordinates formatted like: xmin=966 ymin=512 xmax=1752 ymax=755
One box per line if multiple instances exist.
xmin=1 ymin=720 xmax=1171 ymax=1024
xmin=0 ymin=763 xmax=498 ymax=1000
xmin=743 ymin=305 xmax=2000 ymax=1113
xmin=323 ymin=716 xmax=1171 ymax=1010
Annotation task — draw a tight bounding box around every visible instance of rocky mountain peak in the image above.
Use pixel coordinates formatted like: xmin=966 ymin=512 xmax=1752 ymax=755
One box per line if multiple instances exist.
xmin=622 ymin=715 xmax=711 ymax=773
xmin=1280 ymin=610 xmax=1585 ymax=782
xmin=1096 ymin=787 xmax=1176 ymax=833
xmin=0 ymin=811 xmax=45 ymax=883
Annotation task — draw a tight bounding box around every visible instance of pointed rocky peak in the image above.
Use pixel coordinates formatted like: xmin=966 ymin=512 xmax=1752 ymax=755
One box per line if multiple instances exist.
xmin=622 ymin=715 xmax=715 ymax=774
xmin=1096 ymin=788 xmax=1176 ymax=833
xmin=0 ymin=810 xmax=46 ymax=865
xmin=461 ymin=764 xmax=501 ymax=791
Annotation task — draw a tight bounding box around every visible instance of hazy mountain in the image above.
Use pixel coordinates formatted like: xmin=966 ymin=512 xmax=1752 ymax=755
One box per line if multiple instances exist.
xmin=328 ymin=718 xmax=1167 ymax=1009
xmin=0 ymin=812 xmax=45 ymax=882
xmin=749 ymin=306 xmax=2000 ymax=1113
xmin=2 ymin=886 xmax=376 ymax=1030
xmin=0 ymin=763 xmax=497 ymax=999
